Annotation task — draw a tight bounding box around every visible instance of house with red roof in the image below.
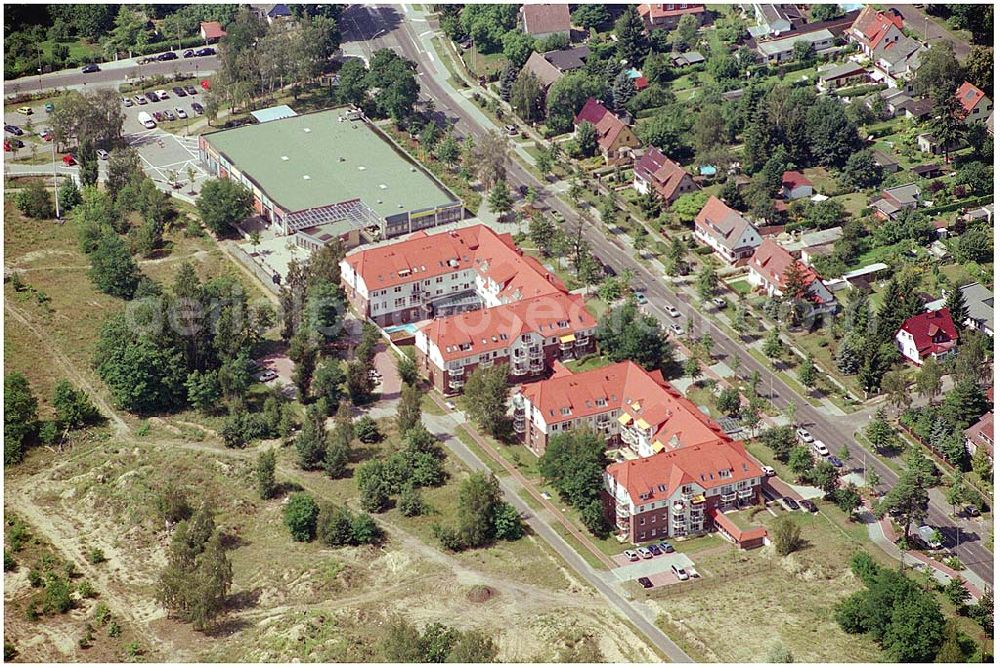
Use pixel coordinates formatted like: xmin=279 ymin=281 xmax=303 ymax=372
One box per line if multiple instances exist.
xmin=965 ymin=412 xmax=993 ymax=464
xmin=604 ymin=440 xmax=764 ymax=544
xmin=955 ymin=82 xmax=993 ymax=125
xmin=415 ymin=293 xmax=597 ymax=394
xmin=747 ymin=239 xmax=837 ymax=318
xmin=895 ymin=307 xmax=958 ymax=365
xmin=199 ymin=21 xmax=227 ymax=43
xmin=693 ymin=196 xmax=762 ymax=266
xmin=520 ymin=4 xmax=571 ymax=39
xmin=848 ymin=7 xmax=926 ymax=86
xmin=573 ymin=98 xmax=640 ymax=163
xmin=633 ymin=147 xmax=699 ymax=206
xmin=780 ymin=170 xmax=813 ymax=201
xmin=637 ymin=4 xmax=708 ymax=31
xmin=512 ymin=361 xmax=730 ymax=456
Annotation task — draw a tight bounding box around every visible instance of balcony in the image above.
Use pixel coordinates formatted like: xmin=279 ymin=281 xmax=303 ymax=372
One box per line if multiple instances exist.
xmin=449 ymin=378 xmax=465 ymax=390
xmin=738 ymin=487 xmax=753 ymax=498
xmin=529 ymin=361 xmax=544 ymax=373
xmin=448 ymin=367 xmax=464 ymax=377
xmin=528 ymin=346 xmax=542 ymax=359
xmin=721 ymin=491 xmax=737 ymax=503
xmin=620 ymin=428 xmax=638 ymax=446
xmin=512 ymin=348 xmax=526 ymax=359
xmin=511 ymin=364 xmax=528 ymax=376
xmin=513 ymin=417 xmax=525 ymax=434
xmin=559 ymin=340 xmax=574 ymax=352
xmin=575 ymin=336 xmax=590 ymax=347
xmin=616 ymin=516 xmax=629 ymax=530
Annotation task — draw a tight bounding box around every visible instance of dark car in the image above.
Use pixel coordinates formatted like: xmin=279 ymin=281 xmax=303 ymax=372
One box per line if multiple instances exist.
xmin=195 ymin=47 xmax=216 ymax=57
xmin=81 ymin=63 xmax=100 ymax=73
xmin=799 ymin=499 xmax=818 ymax=513
xmin=4 ymin=138 xmax=25 ymax=150
xmin=779 ymin=496 xmax=800 ymax=512
xmin=172 ymin=86 xmax=187 ymax=97
xmin=183 ymin=49 xmax=195 ymax=58
xmin=146 ymin=92 xmax=160 ymax=103
xmin=647 ymin=544 xmax=662 ymax=556
xmin=191 ymin=102 xmax=205 ymax=115
xmin=637 ymin=577 xmax=653 ymax=589
xmin=184 ymin=84 xmax=198 ymax=96
xmin=157 ymin=51 xmax=178 ymax=61
xmin=826 ymin=455 xmax=844 ymax=468
xmin=152 ymin=111 xmax=165 ymax=122
xmin=962 ymin=505 xmax=981 ymax=518
xmin=4 ymin=124 xmax=23 ymax=136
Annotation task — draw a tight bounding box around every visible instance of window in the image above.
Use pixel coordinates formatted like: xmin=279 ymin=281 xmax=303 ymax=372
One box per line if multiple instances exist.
xmin=651 ymin=529 xmax=657 ymax=537
xmin=639 ymin=532 xmax=646 ymax=540
xmin=639 ymin=517 xmax=645 ymax=526
xmin=662 ymin=513 xmax=668 ymax=521
xmin=650 ymin=515 xmax=657 ymax=524
xmin=394 ymin=286 xmax=402 ymax=293
xmin=436 ymin=276 xmax=443 ymax=284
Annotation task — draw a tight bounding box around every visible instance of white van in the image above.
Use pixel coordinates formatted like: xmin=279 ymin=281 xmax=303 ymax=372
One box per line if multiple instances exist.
xmin=811 ymin=440 xmax=829 ymax=457
xmin=137 ymin=112 xmax=156 ymax=129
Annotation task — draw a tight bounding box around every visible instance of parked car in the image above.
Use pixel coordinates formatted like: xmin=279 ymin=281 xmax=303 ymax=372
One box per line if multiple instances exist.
xmin=157 ymin=51 xmax=178 ymax=61
xmin=5 ymin=124 xmax=23 ymax=136
xmin=172 ymin=86 xmax=187 ymax=97
xmin=647 ymin=544 xmax=662 ymax=556
xmin=17 ymin=106 xmax=33 ymax=115
xmin=44 ymin=102 xmax=55 ymax=112
xmin=962 ymin=505 xmax=981 ymax=518
xmin=191 ymin=102 xmax=205 ymax=115
xmin=665 ymin=305 xmax=681 ymax=318
xmin=122 ymin=96 xmax=134 ymax=107
xmin=636 ymin=547 xmax=653 ymax=559
xmin=711 ymin=297 xmax=727 ymax=308
xmin=145 ymin=92 xmax=159 ymax=103
xmin=761 ymin=465 xmax=776 ymax=476
xmin=779 ymin=496 xmax=800 ymax=512
xmin=255 ymin=369 xmax=278 ymax=383
xmin=39 ymin=129 xmax=53 ymax=141
xmin=799 ymin=499 xmax=818 ymax=513
xmin=826 ymin=455 xmax=844 ymax=468
xmin=623 ymin=549 xmax=639 ymax=562
xmin=163 ymin=109 xmax=176 ymax=121
xmin=155 ymin=89 xmax=169 ymax=100
xmin=795 ymin=427 xmax=814 ymax=443
xmin=152 ymin=111 xmax=165 ymax=122
xmin=633 ymin=290 xmax=648 ymax=305
xmin=174 ymin=107 xmax=188 ymax=119
xmin=811 ymin=440 xmax=830 ymax=457
xmin=62 ymin=154 xmax=77 ymax=166
xmin=184 ymin=84 xmax=199 ymax=96
xmin=670 ymin=564 xmax=690 ymax=581
xmin=195 ymin=47 xmax=216 ymax=57
xmin=183 ymin=49 xmax=196 ymax=58
xmin=669 ymin=323 xmax=684 ymax=337
xmin=916 ymin=524 xmax=943 ymax=550
xmin=657 ymin=541 xmax=674 ymax=553
xmin=637 ymin=577 xmax=653 ymax=589
xmin=96 ymin=149 xmax=110 ymax=160
xmin=137 ymin=112 xmax=156 ymax=129
xmin=4 ymin=139 xmax=24 ymax=151
xmin=505 ymin=124 xmax=518 ymax=136
xmin=133 ymin=95 xmax=147 ymax=105
xmin=81 ymin=63 xmax=100 ymax=73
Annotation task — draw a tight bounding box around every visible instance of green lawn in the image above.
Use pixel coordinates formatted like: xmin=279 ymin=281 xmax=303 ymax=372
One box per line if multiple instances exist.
xmin=727 ymin=279 xmax=752 ymax=295
xmin=460 ymin=45 xmax=507 ymax=79
xmin=564 ymin=353 xmax=611 ymax=373
xmin=685 ymin=383 xmax=721 ymax=418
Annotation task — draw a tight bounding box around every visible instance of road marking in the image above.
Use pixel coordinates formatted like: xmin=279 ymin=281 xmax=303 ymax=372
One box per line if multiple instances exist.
xmin=419 ymin=30 xmax=433 ymax=38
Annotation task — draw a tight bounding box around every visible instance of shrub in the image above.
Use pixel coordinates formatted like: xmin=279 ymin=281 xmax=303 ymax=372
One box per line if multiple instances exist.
xmin=283 ymin=493 xmax=320 ymax=542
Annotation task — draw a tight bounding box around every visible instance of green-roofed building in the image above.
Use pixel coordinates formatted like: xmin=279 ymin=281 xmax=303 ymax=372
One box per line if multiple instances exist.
xmin=199 ymin=107 xmax=464 ymax=242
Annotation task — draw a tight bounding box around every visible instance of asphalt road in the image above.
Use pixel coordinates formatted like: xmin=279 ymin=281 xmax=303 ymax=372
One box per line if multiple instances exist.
xmin=885 ymin=4 xmax=971 ymax=60
xmin=5 ymin=54 xmax=219 ymax=96
xmin=348 ymin=4 xmax=994 ymax=589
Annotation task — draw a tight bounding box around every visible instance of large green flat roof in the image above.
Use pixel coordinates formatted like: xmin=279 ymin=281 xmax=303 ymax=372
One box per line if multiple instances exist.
xmin=204 ymin=108 xmax=457 ymax=218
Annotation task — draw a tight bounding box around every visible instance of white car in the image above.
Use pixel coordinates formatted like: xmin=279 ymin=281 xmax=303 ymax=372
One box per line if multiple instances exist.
xmin=668 ymin=323 xmax=684 ymax=337
xmin=671 ymin=563 xmax=690 ymax=581
xmin=137 ymin=112 xmax=156 ymax=129
xmin=811 ymin=440 xmax=829 ymax=457
xmin=255 ymin=369 xmax=278 ymax=383
xmin=96 ymin=149 xmax=110 ymax=160
xmin=122 ymin=96 xmax=134 ymax=107
xmin=155 ymin=89 xmax=169 ymax=99
xmin=133 ymin=95 xmax=147 ymax=105
xmin=636 ymin=547 xmax=653 ymax=559
xmin=796 ymin=427 xmax=814 ymax=443
xmin=711 ymin=297 xmax=727 ymax=308
xmin=761 ymin=465 xmax=776 ymax=476
xmin=174 ymin=106 xmax=188 ymax=119
xmin=623 ymin=549 xmax=639 ymax=562
xmin=665 ymin=305 xmax=681 ymax=318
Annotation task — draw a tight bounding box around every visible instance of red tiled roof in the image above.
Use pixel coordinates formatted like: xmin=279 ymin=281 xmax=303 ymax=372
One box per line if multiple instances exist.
xmin=694 ymin=196 xmax=759 ymax=251
xmin=710 ymin=508 xmax=768 ymax=543
xmin=899 ymin=307 xmax=958 ymax=357
xmin=634 ymin=147 xmax=694 ymax=202
xmin=749 ymin=238 xmax=820 ymax=297
xmin=519 ymin=361 xmax=729 ymax=448
xmin=345 ymin=225 xmax=565 ymax=299
xmin=956 ymin=81 xmax=987 ymax=115
xmin=574 ymin=98 xmax=629 ymax=152
xmin=607 ymin=441 xmax=762 ymax=505
xmin=521 ymin=4 xmax=571 ymax=35
xmin=638 ymin=3 xmax=706 ymax=19
xmin=200 ymin=21 xmax=227 ymax=40
xmin=418 ymin=293 xmax=596 ymax=362
xmin=852 ymin=6 xmax=903 ymax=49
xmin=781 ymin=170 xmax=812 ymax=189
xmin=965 ymin=412 xmax=993 ymax=453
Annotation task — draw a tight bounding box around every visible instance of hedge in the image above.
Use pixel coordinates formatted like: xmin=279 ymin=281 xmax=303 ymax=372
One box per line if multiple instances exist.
xmin=923 ymin=194 xmax=992 ymax=217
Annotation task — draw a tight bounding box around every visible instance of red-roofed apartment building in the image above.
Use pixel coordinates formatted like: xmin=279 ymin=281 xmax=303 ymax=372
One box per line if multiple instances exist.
xmin=604 ymin=440 xmax=764 ymax=544
xmin=965 ymin=412 xmax=993 ymax=464
xmin=955 ymin=82 xmax=993 ymax=125
xmin=747 ymin=239 xmax=837 ymax=318
xmin=573 ymin=98 xmax=641 ymax=163
xmin=520 ymin=4 xmax=571 ymax=39
xmin=512 ymin=361 xmax=729 ymax=456
xmin=895 ymin=307 xmax=958 ymax=365
xmin=199 ymin=21 xmax=227 ymax=43
xmin=633 ymin=147 xmax=699 ymax=206
xmin=693 ymin=195 xmax=762 ymax=265
xmin=637 ymin=4 xmax=707 ymax=31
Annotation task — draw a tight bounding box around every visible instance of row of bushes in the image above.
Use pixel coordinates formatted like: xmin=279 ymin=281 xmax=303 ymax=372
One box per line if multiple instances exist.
xmin=923 ymin=194 xmax=993 ymax=217
xmin=838 ymin=83 xmax=884 ymax=99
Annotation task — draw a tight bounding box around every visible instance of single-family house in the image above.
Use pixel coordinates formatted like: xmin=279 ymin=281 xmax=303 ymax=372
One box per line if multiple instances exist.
xmin=817 ymin=61 xmax=870 ymax=92
xmin=251 ymin=3 xmax=292 ymax=23
xmin=956 ymin=82 xmax=993 ymax=125
xmin=671 ymin=51 xmax=706 ymax=67
xmin=745 ymin=3 xmax=806 ymax=38
xmin=917 ymin=132 xmax=960 ymax=156
xmin=964 ymin=412 xmax=993 ymax=464
xmin=781 ymin=170 xmax=813 ymax=200
xmin=901 ymin=96 xmax=934 ymax=121
xmin=756 ymin=28 xmax=835 ymax=63
xmin=747 ymin=239 xmax=838 ymax=317
xmin=937 ymin=282 xmax=994 ymax=337
xmin=790 ymin=226 xmax=844 ymax=267
xmin=573 ymin=98 xmax=641 ymax=163
xmin=961 ymin=203 xmax=994 ymax=227
xmin=848 ymin=7 xmax=926 ymax=87
xmin=911 ymin=163 xmax=944 ymax=179
xmin=895 ymin=308 xmax=958 ymax=365
xmin=520 ymin=4 xmax=571 ymax=39
xmin=872 ymin=183 xmax=921 ymax=220
xmin=693 ymin=196 xmax=762 ymax=265
xmin=520 ymin=46 xmax=590 ymax=94
xmin=637 ymin=4 xmax=708 ymax=31
xmin=199 ymin=21 xmax=227 ymax=43
xmin=871 ymin=149 xmax=899 ymax=174
xmin=633 ymin=147 xmax=699 ymax=206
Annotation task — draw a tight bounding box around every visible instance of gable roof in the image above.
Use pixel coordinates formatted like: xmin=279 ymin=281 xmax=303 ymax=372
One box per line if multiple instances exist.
xmin=200 ymin=21 xmax=227 ymax=40
xmin=694 ymin=196 xmax=760 ymax=251
xmin=522 ymin=52 xmax=564 ymax=89
xmin=607 ymin=441 xmax=762 ymax=505
xmin=638 ymin=3 xmax=706 ymax=21
xmin=898 ymin=307 xmax=958 ymax=356
xmin=521 ymin=3 xmax=571 ymax=35
xmin=543 ymin=45 xmax=590 ymax=71
xmin=883 ymin=183 xmax=921 ymax=205
xmin=634 ymin=147 xmax=695 ymax=201
xmin=956 ymin=81 xmax=988 ymax=115
xmin=965 ymin=412 xmax=993 ymax=455
xmin=574 ymin=98 xmax=631 ymax=152
xmin=749 ymin=238 xmax=822 ymax=296
xmin=958 ymin=282 xmax=994 ymax=328
xmin=781 ymin=170 xmax=812 ymax=189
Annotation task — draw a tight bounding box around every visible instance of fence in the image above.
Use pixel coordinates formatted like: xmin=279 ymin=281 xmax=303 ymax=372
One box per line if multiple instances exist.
xmin=226 ymin=242 xmax=280 ymax=296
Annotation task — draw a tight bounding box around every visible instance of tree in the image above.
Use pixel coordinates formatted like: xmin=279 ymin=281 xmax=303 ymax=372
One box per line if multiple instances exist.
xmin=811 ymin=460 xmax=840 ymax=496
xmin=876 ymin=469 xmax=929 ymax=543
xmin=256 ymin=448 xmax=277 ymax=500
xmin=695 ymin=265 xmax=717 ymax=303
xmin=809 ymin=4 xmax=842 ymax=21
xmin=52 ymin=380 xmax=100 ymax=430
xmin=963 ymin=45 xmax=993 ymax=96
xmin=366 ymin=49 xmax=420 ymax=124
xmin=832 ymin=484 xmax=863 ymax=515
xmin=538 ymin=430 xmax=608 ymax=535
xmin=396 ymin=382 xmax=423 ymax=434
xmin=611 ymin=69 xmax=636 ymax=113
xmin=463 ymin=364 xmax=510 ymax=438
xmin=762 ymin=329 xmax=782 ymax=364
xmin=760 ymin=425 xmax=796 ymax=462
xmin=295 ymin=407 xmax=327 ymax=470
xmin=575 ymin=121 xmax=598 ymax=158
xmin=771 ymin=516 xmax=802 ymax=556
xmin=788 ymin=445 xmax=814 ymax=477
xmin=926 ymin=89 xmax=966 ymax=163
xmin=455 ymin=471 xmax=504 ymax=549
xmin=765 ymin=641 xmax=794 ymax=663
xmin=196 ymin=179 xmax=253 ymax=235
xmin=913 ymin=42 xmax=962 ymax=98
xmin=510 ymin=70 xmax=544 ymax=122
xmin=472 ymin=130 xmax=508 ymax=190
xmin=492 ymin=502 xmax=524 ymax=541
xmin=615 ymin=5 xmax=648 ymax=67
xmin=356 ymin=460 xmax=391 ymax=513
xmin=354 ymin=416 xmax=382 ymax=443
xmin=716 ymin=387 xmax=741 ymax=417
xmin=487 ymin=179 xmax=514 ymax=218
xmin=596 ymin=300 xmax=673 ymax=371
xmin=16 ymin=181 xmax=55 ymax=219
xmin=283 ymin=492 xmax=320 ymax=542
xmin=572 ymin=4 xmax=609 ymax=30
xmin=4 ymin=373 xmax=38 ymax=465
xmin=805 ymin=97 xmax=860 ymax=168
xmin=88 ymin=232 xmax=141 ymax=299
xmin=865 ymin=408 xmax=896 ymax=452
xmin=528 ymin=213 xmax=558 ymax=256
xmin=797 ymin=353 xmax=817 ymax=390
xmin=78 ymin=140 xmax=99 ymax=187
xmin=943 ymin=377 xmax=988 ymax=430
xmin=880 ymin=369 xmax=910 ymax=412
xmin=944 ymin=281 xmax=969 ymax=329
xmin=913 ymin=356 xmax=943 ymax=404
xmin=671 ymin=191 xmax=708 ymax=224
xmin=841 ymin=148 xmax=884 ymax=190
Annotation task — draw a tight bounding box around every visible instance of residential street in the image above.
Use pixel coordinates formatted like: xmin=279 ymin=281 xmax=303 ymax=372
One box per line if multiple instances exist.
xmin=5 ymin=53 xmax=219 ymax=96
xmin=345 ymin=4 xmax=993 ymax=589
xmin=885 ymin=4 xmax=972 ymax=59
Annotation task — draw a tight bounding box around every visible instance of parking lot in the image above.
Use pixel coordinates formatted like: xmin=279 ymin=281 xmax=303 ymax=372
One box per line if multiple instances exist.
xmin=611 ymin=549 xmax=696 ymax=590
